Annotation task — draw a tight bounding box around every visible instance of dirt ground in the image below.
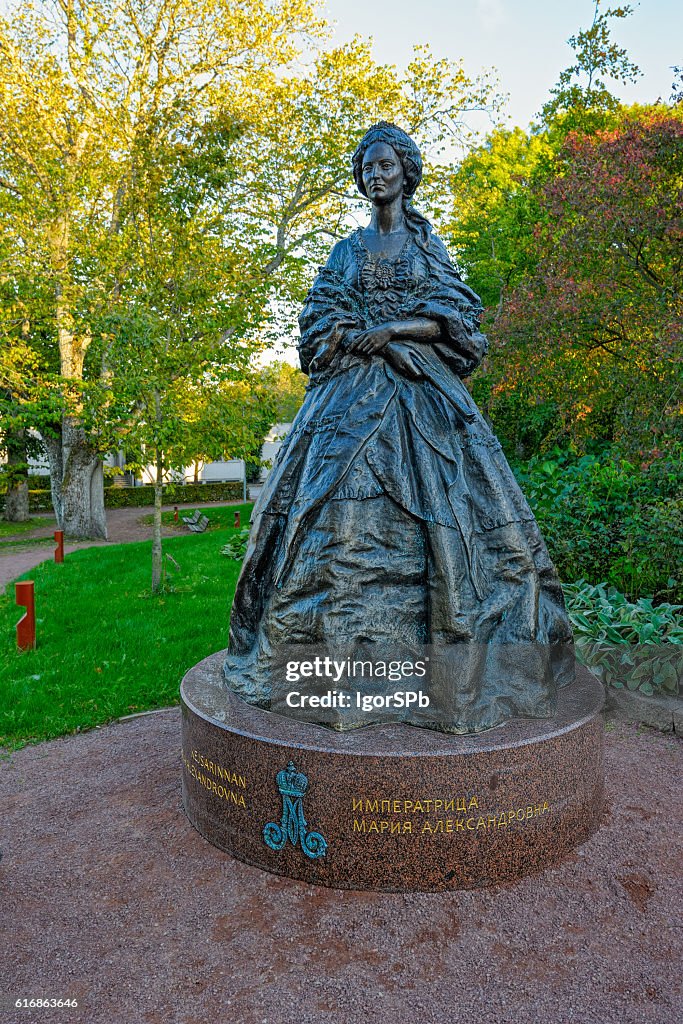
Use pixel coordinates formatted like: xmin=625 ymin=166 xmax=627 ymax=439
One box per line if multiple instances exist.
xmin=0 ymin=714 xmax=681 ymax=1024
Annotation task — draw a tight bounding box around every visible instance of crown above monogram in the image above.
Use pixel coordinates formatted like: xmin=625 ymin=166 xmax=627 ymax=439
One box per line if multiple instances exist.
xmin=276 ymin=761 xmax=309 ymax=798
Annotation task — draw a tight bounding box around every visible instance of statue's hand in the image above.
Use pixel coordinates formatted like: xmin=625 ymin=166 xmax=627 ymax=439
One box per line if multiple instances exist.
xmin=383 ymin=342 xmax=426 ymax=379
xmin=352 ymin=323 xmax=397 ymax=355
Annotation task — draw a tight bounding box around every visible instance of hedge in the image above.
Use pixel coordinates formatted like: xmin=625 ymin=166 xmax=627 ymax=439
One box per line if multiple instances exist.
xmin=102 ymin=482 xmax=244 ymax=508
xmin=1 ymin=481 xmax=244 ymax=514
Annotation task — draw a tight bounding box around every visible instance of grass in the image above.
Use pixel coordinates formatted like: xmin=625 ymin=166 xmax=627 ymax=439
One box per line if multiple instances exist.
xmin=0 ymin=516 xmax=53 ymax=544
xmin=0 ymin=503 xmax=252 ymax=750
xmin=0 ymin=537 xmax=55 ymax=551
xmin=139 ymin=505 xmax=249 ymax=531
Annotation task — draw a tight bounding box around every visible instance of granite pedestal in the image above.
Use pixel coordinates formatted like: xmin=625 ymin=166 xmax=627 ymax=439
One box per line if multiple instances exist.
xmin=181 ymin=652 xmax=604 ymax=891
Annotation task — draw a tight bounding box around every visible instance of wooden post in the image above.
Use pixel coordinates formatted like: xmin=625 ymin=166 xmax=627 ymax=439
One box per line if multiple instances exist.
xmin=16 ymin=581 xmax=36 ymax=651
xmin=234 ymin=511 xmax=241 ymax=528
xmin=174 ymin=506 xmax=179 ymax=523
xmin=54 ymin=529 xmax=64 ymax=563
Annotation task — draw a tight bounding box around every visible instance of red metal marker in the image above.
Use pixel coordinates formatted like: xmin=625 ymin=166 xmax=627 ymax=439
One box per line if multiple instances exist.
xmin=54 ymin=530 xmax=64 ymax=564
xmin=174 ymin=506 xmax=179 ymax=523
xmin=234 ymin=511 xmax=241 ymax=528
xmin=16 ymin=581 xmax=36 ymax=651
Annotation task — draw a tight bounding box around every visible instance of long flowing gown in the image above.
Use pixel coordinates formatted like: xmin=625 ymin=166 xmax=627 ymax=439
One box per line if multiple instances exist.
xmin=224 ymin=226 xmax=574 ymax=733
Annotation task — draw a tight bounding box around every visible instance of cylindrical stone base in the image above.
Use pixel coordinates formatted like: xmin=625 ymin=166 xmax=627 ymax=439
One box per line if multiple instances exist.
xmin=181 ymin=652 xmax=604 ymax=891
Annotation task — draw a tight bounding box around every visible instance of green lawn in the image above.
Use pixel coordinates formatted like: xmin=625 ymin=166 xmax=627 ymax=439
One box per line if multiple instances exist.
xmin=139 ymin=504 xmax=250 ymax=531
xmin=0 ymin=516 xmax=53 ymax=546
xmin=0 ymin=503 xmax=252 ymax=750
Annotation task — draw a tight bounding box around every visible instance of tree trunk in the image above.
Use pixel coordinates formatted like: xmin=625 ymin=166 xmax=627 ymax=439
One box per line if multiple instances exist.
xmin=3 ymin=429 xmax=30 ymax=522
xmin=151 ymin=446 xmax=164 ymax=593
xmin=45 ymin=212 xmax=106 ymax=539
xmin=44 ymin=419 xmax=107 ymax=539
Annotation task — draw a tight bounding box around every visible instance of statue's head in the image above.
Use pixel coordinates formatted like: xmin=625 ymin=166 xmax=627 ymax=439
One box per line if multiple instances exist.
xmin=352 ymin=122 xmax=423 ymax=200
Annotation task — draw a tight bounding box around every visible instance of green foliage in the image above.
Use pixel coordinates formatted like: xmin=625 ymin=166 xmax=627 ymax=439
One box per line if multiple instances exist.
xmin=260 ymin=362 xmax=307 ymax=423
xmin=440 ymin=128 xmax=551 ymax=310
xmin=0 ymin=516 xmax=51 ymax=540
xmin=0 ymin=481 xmax=245 ymax=514
xmin=539 ymin=1 xmax=641 ymax=132
xmin=516 ymin=447 xmax=683 ymax=602
xmin=221 ymin=526 xmax=251 ymax=560
xmin=22 ymin=491 xmax=54 ymax=513
xmin=477 ymin=108 xmax=683 ymax=456
xmin=103 ymin=483 xmax=244 ymax=509
xmin=564 ymin=581 xmax=682 ymax=696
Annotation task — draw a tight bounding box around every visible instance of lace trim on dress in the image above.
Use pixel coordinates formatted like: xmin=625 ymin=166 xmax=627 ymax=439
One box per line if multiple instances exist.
xmin=350 ymin=230 xmax=416 ymax=326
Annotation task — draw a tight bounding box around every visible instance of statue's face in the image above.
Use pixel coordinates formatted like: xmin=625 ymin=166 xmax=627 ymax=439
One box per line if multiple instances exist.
xmin=361 ymin=141 xmax=404 ymax=204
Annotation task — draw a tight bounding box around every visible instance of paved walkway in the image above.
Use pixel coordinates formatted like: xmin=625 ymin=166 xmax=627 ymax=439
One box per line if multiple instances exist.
xmin=0 ymin=716 xmax=680 ymax=1024
xmin=0 ymin=498 xmax=254 ymax=593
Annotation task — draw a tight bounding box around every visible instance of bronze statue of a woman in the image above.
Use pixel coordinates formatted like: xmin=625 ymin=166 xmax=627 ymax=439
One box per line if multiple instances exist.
xmin=224 ymin=122 xmax=573 ymax=733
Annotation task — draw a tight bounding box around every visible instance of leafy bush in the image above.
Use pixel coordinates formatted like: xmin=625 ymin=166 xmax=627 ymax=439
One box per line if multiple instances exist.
xmin=564 ymin=581 xmax=682 ymax=697
xmin=221 ymin=526 xmax=250 ymax=560
xmin=516 ymin=446 xmax=683 ymax=602
xmin=0 ymin=480 xmax=246 ymax=514
xmin=104 ymin=482 xmax=244 ymax=508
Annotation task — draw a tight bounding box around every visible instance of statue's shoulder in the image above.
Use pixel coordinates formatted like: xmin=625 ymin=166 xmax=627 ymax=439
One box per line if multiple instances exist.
xmin=426 ymin=229 xmax=455 ymax=266
xmin=324 ymin=235 xmax=357 ymax=273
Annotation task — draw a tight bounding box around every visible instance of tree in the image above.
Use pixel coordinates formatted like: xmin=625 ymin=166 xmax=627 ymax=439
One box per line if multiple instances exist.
xmin=261 ymin=362 xmax=307 ymax=424
xmin=440 ymin=128 xmax=551 ymax=311
xmin=493 ymin=109 xmax=683 ymax=453
xmin=0 ymin=0 xmax=325 ymax=538
xmin=539 ymin=1 xmax=641 ymax=134
xmin=0 ymin=1 xmax=502 ymax=563
xmin=438 ymin=3 xmax=647 ymax=456
xmin=95 ymin=39 xmax=502 ymax=590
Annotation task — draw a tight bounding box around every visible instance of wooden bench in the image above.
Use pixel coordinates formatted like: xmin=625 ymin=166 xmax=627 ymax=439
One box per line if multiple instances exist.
xmin=182 ymin=510 xmax=201 ymax=527
xmin=187 ymin=514 xmax=209 ymax=534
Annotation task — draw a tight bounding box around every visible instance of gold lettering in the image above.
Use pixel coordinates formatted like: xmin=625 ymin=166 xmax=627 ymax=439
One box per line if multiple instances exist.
xmin=390 ymin=822 xmax=401 ymax=834
xmin=352 ymin=798 xmax=363 ymax=812
xmin=456 ymin=798 xmax=466 ymax=812
xmin=402 ymin=822 xmax=412 ymax=834
xmin=468 ymin=797 xmax=479 ymax=810
xmin=353 ymin=819 xmax=367 ymax=833
xmin=476 ymin=816 xmax=487 ymax=830
xmin=445 ymin=799 xmax=455 ymax=812
xmin=187 ymin=751 xmax=248 ymax=789
xmin=422 ymin=822 xmax=433 ymax=834
xmin=368 ymin=821 xmax=380 ymax=833
xmin=466 ymin=818 xmax=475 ymax=830
xmin=381 ymin=800 xmax=391 ymax=813
xmin=366 ymin=800 xmax=379 ymax=813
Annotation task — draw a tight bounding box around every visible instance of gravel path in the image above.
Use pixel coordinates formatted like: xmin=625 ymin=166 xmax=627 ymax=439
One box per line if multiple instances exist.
xmin=0 ymin=502 xmax=247 ymax=593
xmin=0 ymin=716 xmax=680 ymax=1024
